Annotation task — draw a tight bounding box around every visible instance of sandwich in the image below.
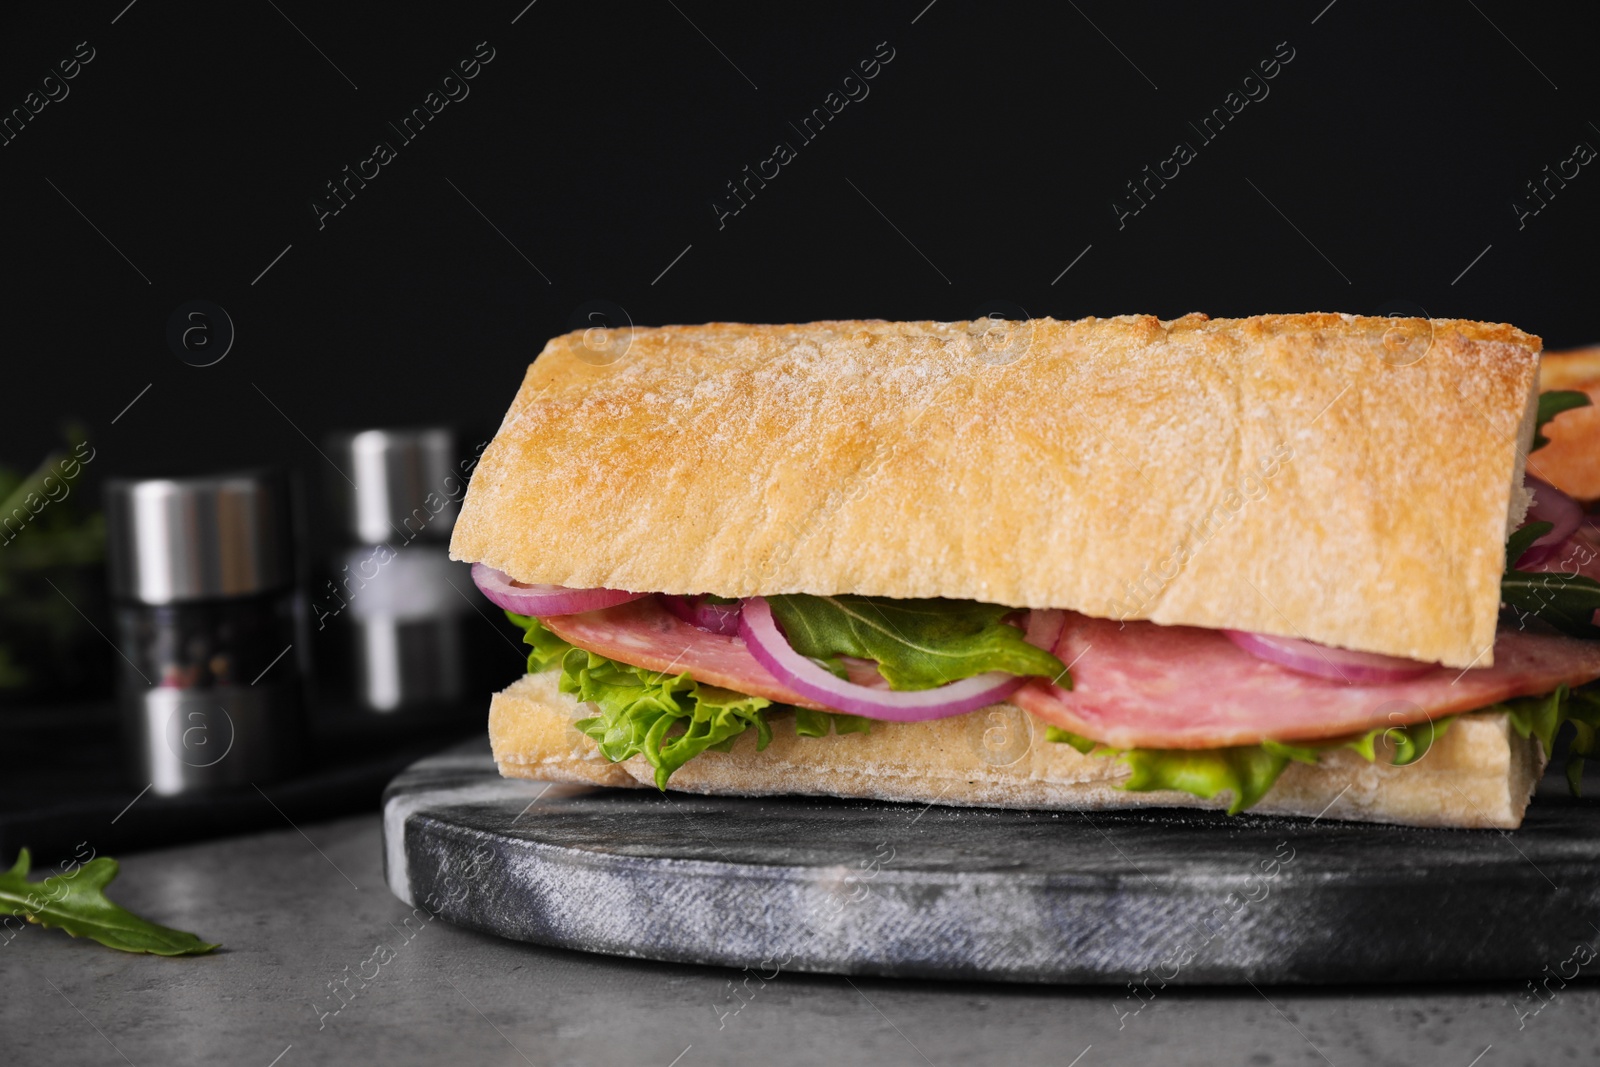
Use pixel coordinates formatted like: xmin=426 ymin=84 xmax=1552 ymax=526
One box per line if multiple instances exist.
xmin=451 ymin=314 xmax=1600 ymax=829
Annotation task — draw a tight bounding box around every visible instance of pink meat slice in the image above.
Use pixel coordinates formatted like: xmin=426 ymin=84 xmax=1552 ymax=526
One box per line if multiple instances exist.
xmin=1011 ymin=612 xmax=1600 ymax=749
xmin=541 ymin=597 xmax=832 ymax=709
xmin=544 ymin=597 xmax=1600 ymax=748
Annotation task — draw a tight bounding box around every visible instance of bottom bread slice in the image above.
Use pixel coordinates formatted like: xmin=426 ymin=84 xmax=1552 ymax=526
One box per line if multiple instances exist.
xmin=488 ymin=672 xmax=1547 ymax=829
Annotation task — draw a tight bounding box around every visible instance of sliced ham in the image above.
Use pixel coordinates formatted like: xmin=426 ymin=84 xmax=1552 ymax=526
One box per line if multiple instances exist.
xmin=543 ymin=597 xmax=1600 ymax=752
xmin=1011 ymin=613 xmax=1600 ymax=749
xmin=541 ymin=597 xmax=831 ymax=710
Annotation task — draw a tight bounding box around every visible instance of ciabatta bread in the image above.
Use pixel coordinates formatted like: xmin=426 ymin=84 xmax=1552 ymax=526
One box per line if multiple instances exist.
xmin=452 ymin=315 xmax=1540 ymax=667
xmin=489 ymin=672 xmax=1545 ymax=829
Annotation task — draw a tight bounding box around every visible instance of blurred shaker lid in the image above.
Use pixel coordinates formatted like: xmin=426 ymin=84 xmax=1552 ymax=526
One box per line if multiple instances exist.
xmin=106 ymin=469 xmax=295 ymax=603
xmin=325 ymin=427 xmax=459 ymax=545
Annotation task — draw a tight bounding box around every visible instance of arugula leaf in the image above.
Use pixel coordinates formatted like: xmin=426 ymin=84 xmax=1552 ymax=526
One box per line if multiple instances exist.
xmin=1505 ymin=521 xmax=1553 ymax=570
xmin=766 ymin=595 xmax=1067 ymax=691
xmin=1500 ymin=569 xmax=1600 ymax=639
xmin=0 ymin=849 xmax=218 ymax=955
xmin=1501 ymin=515 xmax=1600 ymax=640
xmin=1045 ymin=717 xmax=1455 ymax=814
xmin=1535 ymin=390 xmax=1592 ymax=450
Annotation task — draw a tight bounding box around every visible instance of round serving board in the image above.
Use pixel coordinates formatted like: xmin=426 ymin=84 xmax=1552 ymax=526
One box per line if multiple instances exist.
xmin=382 ymin=740 xmax=1600 ymax=984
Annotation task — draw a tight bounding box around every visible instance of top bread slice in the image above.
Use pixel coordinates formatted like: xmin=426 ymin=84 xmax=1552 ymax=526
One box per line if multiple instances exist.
xmin=451 ymin=315 xmax=1542 ymax=668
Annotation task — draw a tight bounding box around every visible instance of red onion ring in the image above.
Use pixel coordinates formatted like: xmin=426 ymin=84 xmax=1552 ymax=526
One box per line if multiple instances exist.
xmin=1515 ymin=477 xmax=1584 ymax=567
xmin=738 ymin=598 xmax=1066 ymax=721
xmin=660 ymin=595 xmax=742 ymax=635
xmin=470 ymin=563 xmax=647 ymax=616
xmin=1223 ymin=630 xmax=1433 ymax=685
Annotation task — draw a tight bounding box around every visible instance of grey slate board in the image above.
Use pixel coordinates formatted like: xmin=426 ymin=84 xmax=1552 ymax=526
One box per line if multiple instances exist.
xmin=383 ymin=739 xmax=1600 ymax=985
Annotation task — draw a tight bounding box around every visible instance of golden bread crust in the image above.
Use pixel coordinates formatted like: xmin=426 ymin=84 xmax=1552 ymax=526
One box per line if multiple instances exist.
xmin=489 ymin=673 xmax=1544 ymax=830
xmin=452 ymin=315 xmax=1541 ymax=667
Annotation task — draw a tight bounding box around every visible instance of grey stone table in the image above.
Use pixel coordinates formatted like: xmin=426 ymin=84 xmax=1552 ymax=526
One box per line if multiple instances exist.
xmin=6 ymin=812 xmax=1600 ymax=1065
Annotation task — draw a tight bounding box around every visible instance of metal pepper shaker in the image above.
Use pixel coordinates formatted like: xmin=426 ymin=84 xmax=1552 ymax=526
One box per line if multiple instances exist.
xmin=105 ymin=470 xmax=308 ymax=794
xmin=318 ymin=428 xmax=477 ymax=717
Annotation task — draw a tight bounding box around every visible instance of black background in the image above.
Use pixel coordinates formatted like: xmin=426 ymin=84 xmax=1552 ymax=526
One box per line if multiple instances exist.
xmin=2 ymin=0 xmax=1596 ymax=497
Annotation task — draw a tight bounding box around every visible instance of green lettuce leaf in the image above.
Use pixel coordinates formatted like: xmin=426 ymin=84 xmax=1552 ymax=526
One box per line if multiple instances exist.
xmin=766 ymin=594 xmax=1068 ymax=690
xmin=0 ymin=849 xmax=218 ymax=955
xmin=1122 ymin=746 xmax=1307 ymax=814
xmin=506 ymin=610 xmax=575 ymax=672
xmin=563 ymin=649 xmax=773 ymax=789
xmin=1535 ymin=390 xmax=1592 ymax=450
xmin=503 ymin=612 xmax=871 ymax=786
xmin=793 ymin=707 xmax=873 ymax=737
xmin=1045 ymin=716 xmax=1455 ymax=814
xmin=1042 ymin=730 xmax=1317 ymax=815
xmin=1488 ymin=684 xmax=1600 ymax=795
xmin=1337 ymin=716 xmax=1453 ymax=766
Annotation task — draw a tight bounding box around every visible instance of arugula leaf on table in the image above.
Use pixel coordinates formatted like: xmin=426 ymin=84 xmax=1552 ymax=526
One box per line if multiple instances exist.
xmin=0 ymin=849 xmax=218 ymax=956
xmin=1534 ymin=390 xmax=1592 ymax=450
xmin=766 ymin=595 xmax=1067 ymax=691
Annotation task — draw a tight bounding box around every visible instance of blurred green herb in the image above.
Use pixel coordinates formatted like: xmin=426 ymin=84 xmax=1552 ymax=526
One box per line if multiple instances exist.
xmin=0 ymin=424 xmax=105 ymax=694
